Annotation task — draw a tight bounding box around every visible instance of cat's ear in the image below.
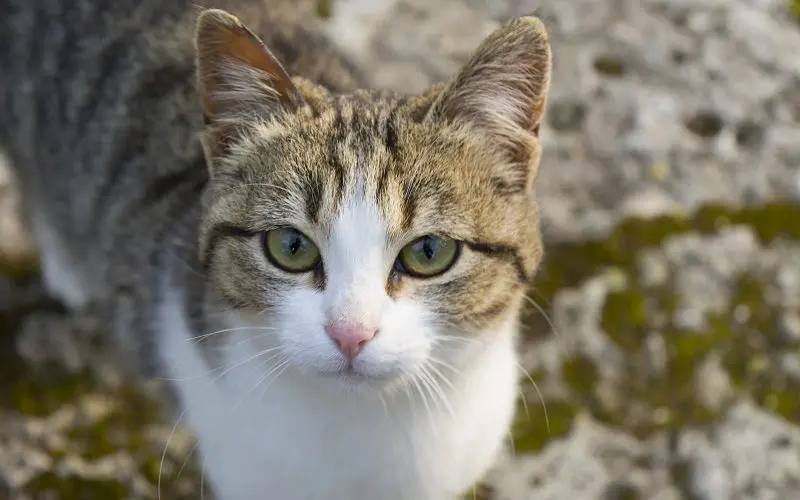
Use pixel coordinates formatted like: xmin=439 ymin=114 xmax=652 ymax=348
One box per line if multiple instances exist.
xmin=194 ymin=9 xmax=305 ymax=125
xmin=425 ymin=16 xmax=551 ymax=178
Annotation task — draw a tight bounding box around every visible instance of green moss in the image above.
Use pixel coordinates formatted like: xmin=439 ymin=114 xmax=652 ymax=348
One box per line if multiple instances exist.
xmin=791 ymin=0 xmax=800 ymax=24
xmin=0 ymin=314 xmax=196 ymax=496
xmin=520 ymin=201 xmax=800 ymax=444
xmin=593 ymin=55 xmax=627 ymax=77
xmin=10 ymin=368 xmax=93 ymax=417
xmin=716 ymin=274 xmax=800 ymax=421
xmin=562 ymin=353 xmax=598 ymax=398
xmin=24 ymin=473 xmax=128 ymax=499
xmin=313 ymin=0 xmax=333 ymax=18
xmin=512 ymin=399 xmax=578 ymax=453
xmin=606 ymin=482 xmax=641 ymax=500
xmin=669 ymin=458 xmax=695 ymax=499
xmin=602 ymin=287 xmax=649 ymax=353
xmin=464 ymin=483 xmax=494 ymax=500
xmin=529 ymin=202 xmax=800 ymax=311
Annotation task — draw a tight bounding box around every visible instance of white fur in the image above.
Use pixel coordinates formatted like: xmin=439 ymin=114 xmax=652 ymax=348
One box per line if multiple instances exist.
xmin=30 ymin=212 xmax=90 ymax=309
xmin=159 ymin=195 xmax=520 ymax=500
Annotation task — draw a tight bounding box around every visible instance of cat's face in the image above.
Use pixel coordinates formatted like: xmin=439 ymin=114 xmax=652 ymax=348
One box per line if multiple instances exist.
xmin=193 ymin=10 xmax=550 ymax=391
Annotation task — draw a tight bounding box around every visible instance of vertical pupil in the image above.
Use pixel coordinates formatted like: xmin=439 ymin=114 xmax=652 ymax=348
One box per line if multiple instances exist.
xmin=423 ymin=237 xmax=436 ymax=260
xmin=287 ymin=232 xmax=302 ymax=255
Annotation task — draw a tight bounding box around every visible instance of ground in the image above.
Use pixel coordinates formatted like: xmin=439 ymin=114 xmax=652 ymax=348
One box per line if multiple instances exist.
xmin=1 ymin=0 xmax=800 ymax=498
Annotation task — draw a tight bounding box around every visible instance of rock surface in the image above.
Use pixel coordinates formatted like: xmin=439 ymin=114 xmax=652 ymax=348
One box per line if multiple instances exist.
xmin=2 ymin=0 xmax=800 ymax=498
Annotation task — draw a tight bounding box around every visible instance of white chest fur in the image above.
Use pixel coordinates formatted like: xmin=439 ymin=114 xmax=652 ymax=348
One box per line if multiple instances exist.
xmin=158 ymin=293 xmax=519 ymax=500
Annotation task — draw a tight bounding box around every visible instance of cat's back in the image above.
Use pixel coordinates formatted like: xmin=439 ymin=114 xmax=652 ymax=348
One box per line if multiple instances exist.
xmin=0 ymin=0 xmax=365 ymax=300
xmin=0 ymin=0 xmax=364 ymax=221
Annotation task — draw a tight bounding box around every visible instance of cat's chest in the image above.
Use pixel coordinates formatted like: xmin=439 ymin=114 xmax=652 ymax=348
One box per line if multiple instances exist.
xmin=184 ymin=384 xmax=440 ymax=500
xmin=157 ymin=294 xmax=518 ymax=500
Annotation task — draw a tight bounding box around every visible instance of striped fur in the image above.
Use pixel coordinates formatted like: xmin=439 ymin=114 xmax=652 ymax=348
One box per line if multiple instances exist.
xmin=0 ymin=2 xmax=551 ymax=499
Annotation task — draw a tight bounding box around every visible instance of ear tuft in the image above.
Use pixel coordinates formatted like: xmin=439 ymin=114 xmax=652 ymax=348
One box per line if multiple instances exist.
xmin=194 ymin=8 xmax=304 ymax=125
xmin=426 ymin=16 xmax=551 ymax=171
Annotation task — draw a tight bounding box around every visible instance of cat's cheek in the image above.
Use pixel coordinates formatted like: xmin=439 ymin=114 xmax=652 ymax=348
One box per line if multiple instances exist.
xmin=273 ymin=288 xmax=343 ymax=373
xmin=353 ymin=299 xmax=436 ymax=379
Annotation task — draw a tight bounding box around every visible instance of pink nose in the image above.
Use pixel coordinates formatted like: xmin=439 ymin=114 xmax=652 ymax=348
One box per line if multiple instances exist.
xmin=325 ymin=322 xmax=377 ymax=361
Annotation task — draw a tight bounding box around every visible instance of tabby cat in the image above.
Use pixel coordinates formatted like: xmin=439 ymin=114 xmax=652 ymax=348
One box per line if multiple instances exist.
xmin=0 ymin=0 xmax=551 ymax=498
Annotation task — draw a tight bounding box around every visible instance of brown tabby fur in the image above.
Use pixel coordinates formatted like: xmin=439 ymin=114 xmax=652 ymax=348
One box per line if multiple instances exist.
xmin=195 ymin=10 xmax=550 ymax=334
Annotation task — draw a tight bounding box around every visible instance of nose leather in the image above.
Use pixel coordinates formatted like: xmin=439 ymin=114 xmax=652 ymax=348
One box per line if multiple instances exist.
xmin=325 ymin=322 xmax=377 ymax=360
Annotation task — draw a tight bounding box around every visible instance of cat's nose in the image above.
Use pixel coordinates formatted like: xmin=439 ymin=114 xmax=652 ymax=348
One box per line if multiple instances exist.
xmin=325 ymin=321 xmax=377 ymax=361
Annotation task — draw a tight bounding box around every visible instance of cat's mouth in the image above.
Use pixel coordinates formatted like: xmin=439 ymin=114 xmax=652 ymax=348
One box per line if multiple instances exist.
xmin=319 ymin=364 xmax=396 ymax=386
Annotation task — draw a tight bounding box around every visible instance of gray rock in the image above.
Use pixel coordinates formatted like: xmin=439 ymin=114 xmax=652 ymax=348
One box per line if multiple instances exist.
xmin=662 ymin=227 xmax=760 ymax=330
xmin=488 ymin=415 xmax=668 ymax=500
xmin=678 ymin=401 xmax=800 ymax=500
xmin=693 ymin=353 xmax=735 ymax=413
xmin=779 ymin=311 xmax=800 ymax=344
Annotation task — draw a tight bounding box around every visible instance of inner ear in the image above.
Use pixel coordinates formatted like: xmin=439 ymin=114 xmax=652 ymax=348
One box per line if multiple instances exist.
xmin=425 ymin=16 xmax=551 ymax=167
xmin=194 ymin=8 xmax=304 ymax=124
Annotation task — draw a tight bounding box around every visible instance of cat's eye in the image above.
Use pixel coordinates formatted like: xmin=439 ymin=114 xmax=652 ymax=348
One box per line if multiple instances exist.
xmin=262 ymin=228 xmax=321 ymax=273
xmin=396 ymin=235 xmax=461 ymax=278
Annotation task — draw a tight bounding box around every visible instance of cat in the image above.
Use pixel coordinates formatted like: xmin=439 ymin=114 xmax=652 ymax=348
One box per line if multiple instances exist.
xmin=0 ymin=1 xmax=551 ymax=498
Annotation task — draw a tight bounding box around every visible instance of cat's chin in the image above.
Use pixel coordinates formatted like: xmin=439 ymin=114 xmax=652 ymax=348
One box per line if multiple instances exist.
xmin=315 ymin=366 xmax=403 ymax=393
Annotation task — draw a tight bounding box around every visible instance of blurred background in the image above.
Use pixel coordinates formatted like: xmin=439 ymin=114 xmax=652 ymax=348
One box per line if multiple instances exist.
xmin=1 ymin=0 xmax=799 ymax=498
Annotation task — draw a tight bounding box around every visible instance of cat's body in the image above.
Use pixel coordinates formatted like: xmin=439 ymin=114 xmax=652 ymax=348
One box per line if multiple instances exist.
xmin=0 ymin=1 xmax=551 ymax=499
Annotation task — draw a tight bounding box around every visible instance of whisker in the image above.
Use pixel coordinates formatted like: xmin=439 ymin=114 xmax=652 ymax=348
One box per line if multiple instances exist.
xmin=230 ymin=353 xmax=289 ymax=410
xmin=422 ymin=363 xmax=457 ymax=422
xmin=226 ymin=329 xmax=280 ymax=349
xmin=175 ymin=439 xmax=201 ymax=488
xmin=516 ymin=362 xmax=549 ymax=434
xmin=522 ymin=294 xmax=564 ymax=355
xmin=433 ymin=334 xmax=485 ymax=347
xmin=158 ymin=408 xmax=187 ymax=500
xmin=187 ymin=325 xmax=278 ymax=344
xmin=531 ymin=288 xmax=553 ymax=307
xmin=410 ymin=372 xmax=436 ymax=434
xmin=427 ymin=356 xmax=462 ymax=377
xmin=157 ymin=346 xmax=283 ymax=382
xmin=212 ymin=346 xmax=284 ymax=381
xmin=518 ymin=385 xmax=530 ymax=419
xmin=200 ymin=458 xmax=207 ymax=500
xmin=377 ymin=392 xmax=390 ymax=419
xmin=165 ymin=247 xmax=207 ymax=279
xmin=425 ymin=361 xmax=457 ymax=394
xmin=257 ymin=357 xmax=293 ymax=399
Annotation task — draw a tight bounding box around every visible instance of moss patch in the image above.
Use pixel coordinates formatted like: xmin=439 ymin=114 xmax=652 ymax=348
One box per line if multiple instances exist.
xmin=513 ymin=397 xmax=579 ymax=454
xmin=0 ymin=274 xmax=199 ymax=497
xmin=514 ymin=201 xmax=800 ymax=450
xmin=313 ymin=0 xmax=333 ymax=19
xmin=791 ymin=0 xmax=800 ymax=22
xmin=6 ymin=366 xmax=200 ymax=498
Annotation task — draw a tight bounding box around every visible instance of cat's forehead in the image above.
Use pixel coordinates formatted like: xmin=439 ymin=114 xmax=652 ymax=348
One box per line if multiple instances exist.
xmin=237 ymin=99 xmax=506 ymax=240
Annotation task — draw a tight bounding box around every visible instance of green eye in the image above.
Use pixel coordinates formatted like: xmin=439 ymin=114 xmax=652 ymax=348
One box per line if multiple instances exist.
xmin=262 ymin=228 xmax=321 ymax=273
xmin=396 ymin=235 xmax=461 ymax=278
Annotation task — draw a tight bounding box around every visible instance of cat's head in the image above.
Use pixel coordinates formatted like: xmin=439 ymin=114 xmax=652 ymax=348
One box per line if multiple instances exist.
xmin=193 ymin=9 xmax=550 ymax=391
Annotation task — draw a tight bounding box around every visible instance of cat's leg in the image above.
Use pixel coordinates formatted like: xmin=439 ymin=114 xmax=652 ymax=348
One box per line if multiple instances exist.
xmin=14 ymin=298 xmax=107 ymax=372
xmin=26 ymin=213 xmax=92 ymax=310
xmin=0 ymin=149 xmax=42 ymax=311
xmin=0 ymin=273 xmax=51 ymax=313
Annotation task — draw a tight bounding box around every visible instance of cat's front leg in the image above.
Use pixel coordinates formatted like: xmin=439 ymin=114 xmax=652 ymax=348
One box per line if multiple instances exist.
xmin=14 ymin=299 xmax=109 ymax=373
